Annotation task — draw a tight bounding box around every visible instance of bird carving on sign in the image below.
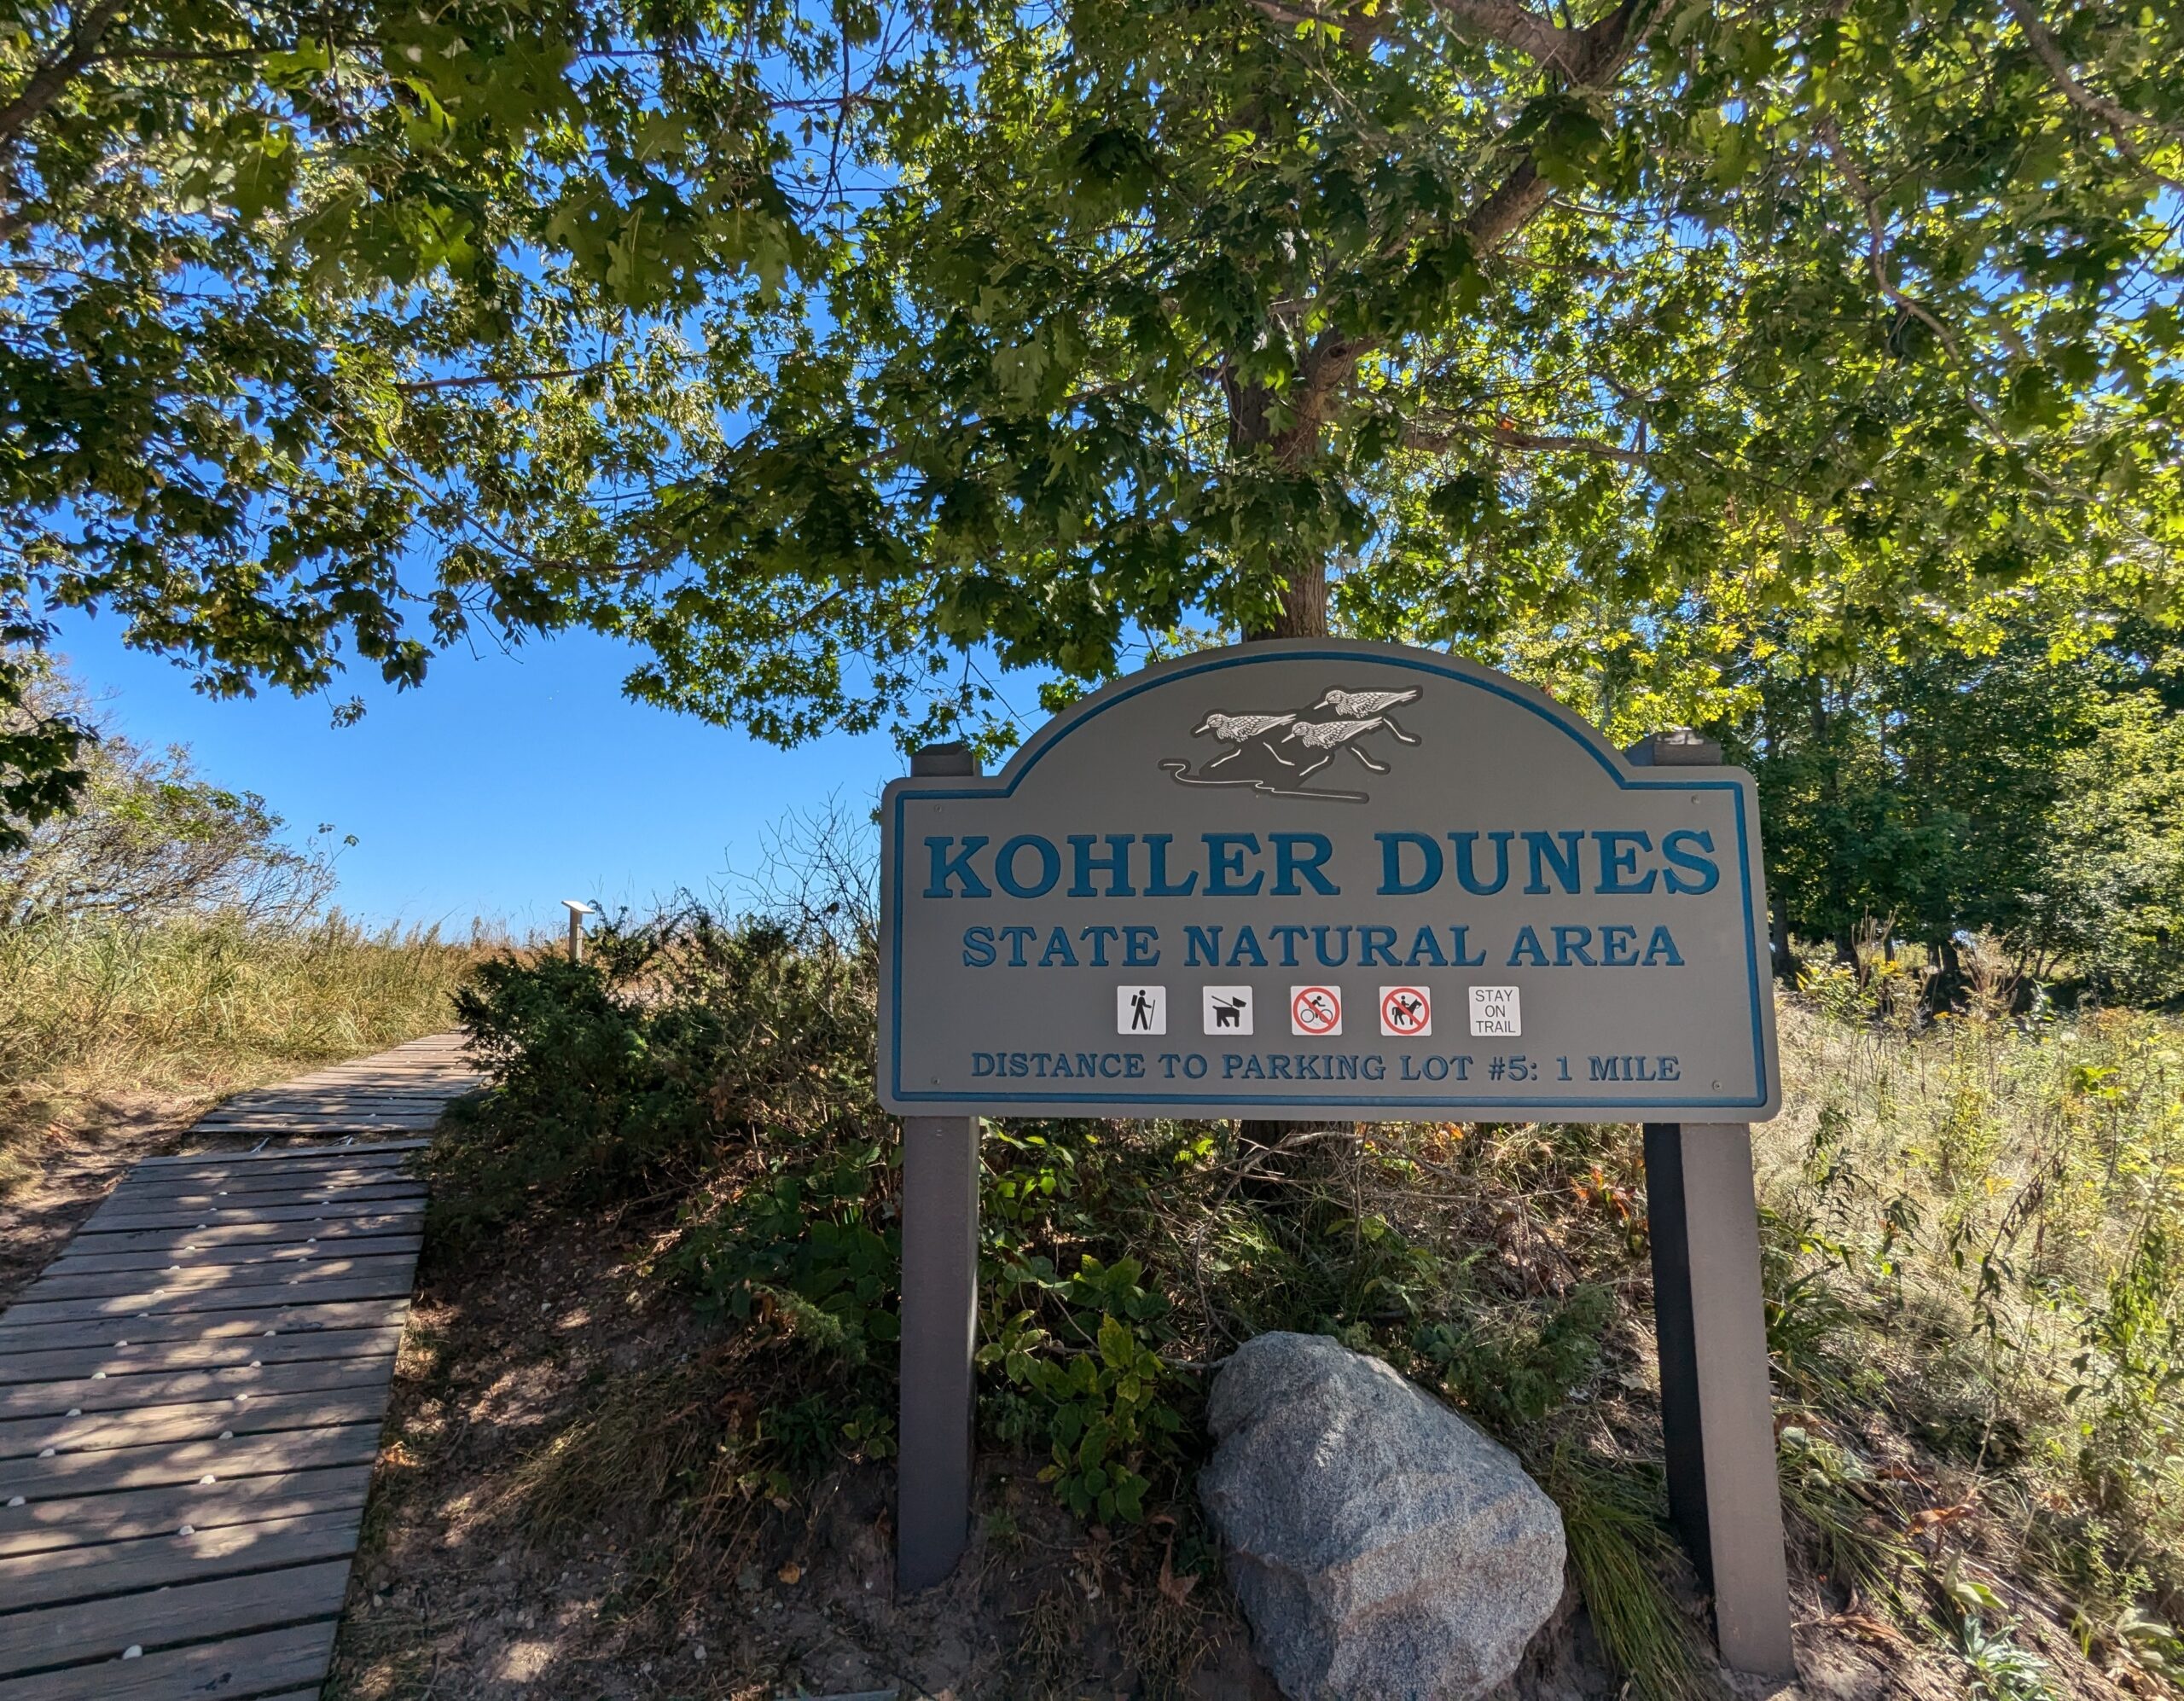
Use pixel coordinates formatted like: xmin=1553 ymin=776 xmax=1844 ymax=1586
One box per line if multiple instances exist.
xmin=1279 ymin=713 xmax=1421 ymax=777
xmin=1190 ymin=711 xmax=1298 ymax=768
xmin=1161 ymin=682 xmax=1427 ymax=799
xmin=1311 ymin=687 xmax=1420 ymax=718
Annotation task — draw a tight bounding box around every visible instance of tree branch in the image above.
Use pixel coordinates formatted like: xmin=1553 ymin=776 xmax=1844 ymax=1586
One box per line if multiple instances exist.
xmin=1425 ymin=0 xmax=1577 ymax=66
xmin=1455 ymin=0 xmax=1653 ymax=252
xmin=0 ymin=0 xmax=125 ymax=154
xmin=1461 ymin=155 xmax=1548 ymax=252
xmin=2003 ymin=0 xmax=2184 ymax=194
xmin=394 ymin=365 xmax=608 ymax=394
xmin=1815 ymin=114 xmax=1963 ymax=363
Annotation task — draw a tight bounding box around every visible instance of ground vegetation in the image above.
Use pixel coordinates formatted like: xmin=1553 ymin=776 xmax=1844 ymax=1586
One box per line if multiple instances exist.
xmin=395 ymin=898 xmax=2184 ymax=1698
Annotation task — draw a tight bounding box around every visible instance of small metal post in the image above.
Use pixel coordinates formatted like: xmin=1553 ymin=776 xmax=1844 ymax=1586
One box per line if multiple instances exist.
xmin=561 ymin=899 xmax=595 ymax=964
xmin=897 ymin=741 xmax=981 ymax=1594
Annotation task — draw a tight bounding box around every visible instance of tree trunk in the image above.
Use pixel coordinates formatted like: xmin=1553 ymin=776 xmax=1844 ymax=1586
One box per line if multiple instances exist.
xmin=1244 ymin=560 xmax=1328 ymax=641
xmin=1228 ymin=367 xmax=1334 ymax=1166
xmin=1769 ymin=903 xmax=1798 ymax=984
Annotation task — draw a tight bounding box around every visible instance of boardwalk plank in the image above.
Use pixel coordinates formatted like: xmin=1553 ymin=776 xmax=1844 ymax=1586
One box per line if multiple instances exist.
xmin=6 ymin=1271 xmax=415 ymax=1324
xmin=0 ymin=1297 xmax=408 ymax=1354
xmin=105 ymin=1178 xmax=425 ymax=1209
xmin=0 ymin=1356 xmax=389 ymax=1421
xmin=0 ymin=1465 xmax=372 ymax=1556
xmin=0 ymin=1385 xmax=388 ymax=1460
xmin=78 ymin=1198 xmax=427 ymax=1234
xmin=55 ymin=1215 xmax=423 ymax=1257
xmin=0 ymin=1509 xmax=362 ymax=1613
xmin=0 ymin=1557 xmax=351 ymax=1675
xmin=136 ymin=1137 xmax=430 ymax=1167
xmin=0 ymin=1324 xmax=404 ymax=1387
xmin=0 ymin=1422 xmax=383 ymax=1501
xmin=0 ymin=1619 xmax=338 ymax=1700
xmin=45 ymin=1235 xmax=421 ymax=1278
xmin=119 ymin=1152 xmax=418 ymax=1186
xmin=5 ymin=1274 xmax=415 ymax=1329
xmin=22 ymin=1252 xmax=421 ymax=1303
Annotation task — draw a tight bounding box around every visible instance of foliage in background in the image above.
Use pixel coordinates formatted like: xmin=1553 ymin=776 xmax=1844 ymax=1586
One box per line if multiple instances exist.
xmin=0 ymin=0 xmax=2176 ymax=821
xmin=0 ymin=612 xmax=89 ymax=852
xmin=1717 ymin=620 xmax=2184 ymax=996
xmin=0 ymin=654 xmax=343 ymax=927
xmin=0 ymin=0 xmax=830 ymax=839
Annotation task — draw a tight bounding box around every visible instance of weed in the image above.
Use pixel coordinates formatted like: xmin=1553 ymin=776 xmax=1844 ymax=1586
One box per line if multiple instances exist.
xmin=1958 ymin=1616 xmax=2058 ymax=1701
xmin=1013 ymin=1587 xmax=1089 ymax=1700
xmin=0 ymin=911 xmax=485 ymax=1193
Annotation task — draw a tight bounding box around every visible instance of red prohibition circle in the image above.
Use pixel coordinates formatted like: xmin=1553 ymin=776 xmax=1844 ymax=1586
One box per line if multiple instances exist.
xmin=1381 ymin=985 xmax=1430 ymax=1034
xmin=1292 ymin=986 xmax=1341 ymax=1034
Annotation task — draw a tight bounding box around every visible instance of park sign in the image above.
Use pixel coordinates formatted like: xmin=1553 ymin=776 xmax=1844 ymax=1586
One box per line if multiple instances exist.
xmin=879 ymin=639 xmax=1780 ymax=1122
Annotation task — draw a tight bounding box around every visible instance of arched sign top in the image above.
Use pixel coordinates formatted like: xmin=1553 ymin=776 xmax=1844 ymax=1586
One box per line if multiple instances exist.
xmin=880 ymin=640 xmax=1779 ymax=1122
xmin=989 ymin=640 xmax=1643 ymax=796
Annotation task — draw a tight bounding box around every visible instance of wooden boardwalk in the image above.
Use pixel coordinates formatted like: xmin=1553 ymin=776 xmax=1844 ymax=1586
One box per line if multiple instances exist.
xmin=0 ymin=1036 xmax=479 ymax=1698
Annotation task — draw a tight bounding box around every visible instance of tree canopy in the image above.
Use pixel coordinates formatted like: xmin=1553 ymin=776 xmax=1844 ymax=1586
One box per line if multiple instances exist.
xmin=1 ymin=0 xmax=2180 ymax=826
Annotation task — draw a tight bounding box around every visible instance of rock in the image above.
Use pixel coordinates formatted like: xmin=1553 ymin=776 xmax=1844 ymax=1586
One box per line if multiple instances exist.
xmin=1199 ymin=1332 xmax=1566 ymax=1701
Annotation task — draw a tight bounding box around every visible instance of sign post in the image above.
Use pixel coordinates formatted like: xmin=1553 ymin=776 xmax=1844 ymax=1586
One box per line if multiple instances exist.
xmin=880 ymin=642 xmax=1795 ymax=1674
xmin=895 ymin=742 xmax=982 ymax=1594
xmin=1625 ymin=730 xmax=1794 ymax=1677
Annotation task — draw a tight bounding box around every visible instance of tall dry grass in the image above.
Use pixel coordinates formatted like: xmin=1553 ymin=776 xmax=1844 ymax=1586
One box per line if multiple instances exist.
xmin=0 ymin=912 xmax=502 ymax=1193
xmin=1757 ymin=967 xmax=2184 ymax=1688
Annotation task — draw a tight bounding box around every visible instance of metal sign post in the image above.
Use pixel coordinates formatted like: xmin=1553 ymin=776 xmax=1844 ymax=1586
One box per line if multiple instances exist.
xmin=881 ymin=642 xmax=1796 ymax=1675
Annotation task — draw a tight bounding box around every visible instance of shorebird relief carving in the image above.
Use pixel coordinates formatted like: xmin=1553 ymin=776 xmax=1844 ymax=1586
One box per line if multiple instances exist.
xmin=1159 ymin=685 xmax=1423 ymax=801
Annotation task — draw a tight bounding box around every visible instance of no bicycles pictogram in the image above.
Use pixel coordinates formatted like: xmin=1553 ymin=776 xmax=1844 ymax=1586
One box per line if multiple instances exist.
xmin=1291 ymin=984 xmax=1343 ymax=1036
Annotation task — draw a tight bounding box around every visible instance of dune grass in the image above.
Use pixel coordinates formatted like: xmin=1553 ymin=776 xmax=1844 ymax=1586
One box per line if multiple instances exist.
xmin=0 ymin=912 xmax=498 ymax=1193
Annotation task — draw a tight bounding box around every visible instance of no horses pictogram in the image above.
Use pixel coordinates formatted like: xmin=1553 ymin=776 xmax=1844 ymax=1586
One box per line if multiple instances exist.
xmin=1380 ymin=984 xmax=1432 ymax=1037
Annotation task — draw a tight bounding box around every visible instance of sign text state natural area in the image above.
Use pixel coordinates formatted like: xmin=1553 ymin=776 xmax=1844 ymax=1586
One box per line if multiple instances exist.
xmin=879 ymin=641 xmax=1780 ymax=1121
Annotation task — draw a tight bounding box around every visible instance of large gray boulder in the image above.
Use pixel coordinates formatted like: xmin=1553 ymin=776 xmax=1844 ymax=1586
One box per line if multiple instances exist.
xmin=1199 ymin=1332 xmax=1566 ymax=1701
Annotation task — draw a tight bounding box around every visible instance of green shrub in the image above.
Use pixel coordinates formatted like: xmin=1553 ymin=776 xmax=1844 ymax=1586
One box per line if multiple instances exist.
xmin=440 ymin=909 xmax=878 ymax=1222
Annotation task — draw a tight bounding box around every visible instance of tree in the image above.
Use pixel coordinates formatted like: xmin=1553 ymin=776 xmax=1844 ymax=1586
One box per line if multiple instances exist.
xmin=610 ymin=0 xmax=2184 ymax=747
xmin=0 ymin=0 xmax=2178 ymax=819
xmin=0 ymin=654 xmax=338 ymax=925
xmin=0 ymin=0 xmax=835 ymax=833
xmin=2025 ymin=693 xmax=2184 ymax=1001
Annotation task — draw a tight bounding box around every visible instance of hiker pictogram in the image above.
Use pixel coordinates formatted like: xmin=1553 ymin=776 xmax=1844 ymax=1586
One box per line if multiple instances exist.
xmin=1290 ymin=984 xmax=1343 ymax=1036
xmin=1117 ymin=984 xmax=1167 ymax=1035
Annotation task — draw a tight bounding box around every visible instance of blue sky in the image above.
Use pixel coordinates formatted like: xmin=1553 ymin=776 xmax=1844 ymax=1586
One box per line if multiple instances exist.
xmin=48 ymin=610 xmax=920 ymax=934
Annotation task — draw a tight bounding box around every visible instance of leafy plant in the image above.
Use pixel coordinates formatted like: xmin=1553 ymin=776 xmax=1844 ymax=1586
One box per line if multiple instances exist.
xmin=983 ymin=1257 xmax=1186 ymax=1525
xmin=1414 ymin=1282 xmax=1612 ymax=1430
